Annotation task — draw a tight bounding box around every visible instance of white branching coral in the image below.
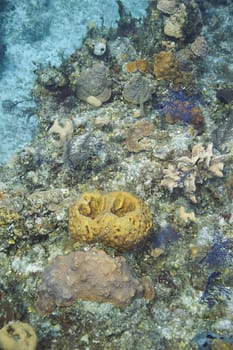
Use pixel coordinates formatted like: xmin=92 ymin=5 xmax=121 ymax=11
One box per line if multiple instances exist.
xmin=161 ymin=143 xmax=224 ymax=203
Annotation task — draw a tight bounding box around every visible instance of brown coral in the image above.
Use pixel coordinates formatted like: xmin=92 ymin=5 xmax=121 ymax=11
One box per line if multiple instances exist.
xmin=68 ymin=190 xmax=153 ymax=251
xmin=125 ymin=120 xmax=154 ymax=152
xmin=36 ymin=248 xmax=154 ymax=315
xmin=124 ymin=59 xmax=149 ymax=74
xmin=153 ymin=51 xmax=189 ymax=85
xmin=75 ymin=63 xmax=111 ymax=107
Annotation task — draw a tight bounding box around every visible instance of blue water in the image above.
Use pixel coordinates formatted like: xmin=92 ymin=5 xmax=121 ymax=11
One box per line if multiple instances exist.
xmin=0 ymin=0 xmax=148 ymax=164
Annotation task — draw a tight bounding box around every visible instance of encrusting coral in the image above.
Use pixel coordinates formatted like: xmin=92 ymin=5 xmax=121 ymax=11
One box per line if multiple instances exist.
xmin=153 ymin=51 xmax=192 ymax=86
xmin=36 ymin=248 xmax=155 ymax=315
xmin=125 ymin=120 xmax=154 ymax=153
xmin=161 ymin=143 xmax=224 ymax=203
xmin=68 ymin=190 xmax=153 ymax=250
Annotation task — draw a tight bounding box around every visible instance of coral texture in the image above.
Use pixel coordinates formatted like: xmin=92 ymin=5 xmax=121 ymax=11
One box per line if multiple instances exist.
xmin=161 ymin=143 xmax=224 ymax=202
xmin=68 ymin=190 xmax=153 ymax=250
xmin=124 ymin=59 xmax=148 ymax=73
xmin=157 ymin=0 xmax=178 ymax=15
xmin=123 ymin=75 xmax=151 ymax=116
xmin=36 ymin=248 xmax=154 ymax=315
xmin=75 ymin=63 xmax=111 ymax=106
xmin=0 ymin=321 xmax=37 ymax=350
xmin=160 ymin=89 xmax=204 ymax=127
xmin=191 ymin=36 xmax=208 ymax=57
xmin=153 ymin=51 xmax=190 ymax=85
xmin=125 ymin=120 xmax=154 ymax=152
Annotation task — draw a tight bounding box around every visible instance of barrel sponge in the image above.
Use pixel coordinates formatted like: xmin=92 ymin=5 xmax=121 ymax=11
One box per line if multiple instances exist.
xmin=68 ymin=190 xmax=153 ymax=250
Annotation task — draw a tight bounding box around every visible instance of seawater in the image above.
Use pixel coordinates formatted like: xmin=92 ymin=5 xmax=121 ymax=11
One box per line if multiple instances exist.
xmin=0 ymin=0 xmax=148 ymax=164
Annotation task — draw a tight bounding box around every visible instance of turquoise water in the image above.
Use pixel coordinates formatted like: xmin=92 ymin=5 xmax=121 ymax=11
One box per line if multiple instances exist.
xmin=0 ymin=0 xmax=148 ymax=164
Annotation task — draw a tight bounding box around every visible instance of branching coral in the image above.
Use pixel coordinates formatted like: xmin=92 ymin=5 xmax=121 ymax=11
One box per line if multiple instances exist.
xmin=161 ymin=143 xmax=224 ymax=202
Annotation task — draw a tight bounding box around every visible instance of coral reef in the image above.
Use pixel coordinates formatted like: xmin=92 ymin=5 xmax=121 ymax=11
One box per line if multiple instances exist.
xmin=75 ymin=63 xmax=111 ymax=107
xmin=161 ymin=143 xmax=224 ymax=202
xmin=0 ymin=0 xmax=232 ymax=348
xmin=69 ymin=190 xmax=153 ymax=250
xmin=36 ymin=248 xmax=154 ymax=315
xmin=159 ymin=0 xmax=202 ymax=41
xmin=0 ymin=321 xmax=37 ymax=350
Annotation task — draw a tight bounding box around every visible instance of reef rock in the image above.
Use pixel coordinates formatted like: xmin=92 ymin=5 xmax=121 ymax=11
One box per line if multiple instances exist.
xmin=68 ymin=190 xmax=153 ymax=251
xmin=36 ymin=248 xmax=154 ymax=315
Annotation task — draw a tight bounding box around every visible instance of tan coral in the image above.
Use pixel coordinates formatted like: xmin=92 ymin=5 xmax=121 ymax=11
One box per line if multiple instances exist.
xmin=36 ymin=248 xmax=155 ymax=315
xmin=178 ymin=206 xmax=196 ymax=222
xmin=161 ymin=143 xmax=224 ymax=202
xmin=0 ymin=321 xmax=37 ymax=350
xmin=124 ymin=59 xmax=149 ymax=74
xmin=157 ymin=0 xmax=178 ymax=15
xmin=68 ymin=190 xmax=153 ymax=251
xmin=164 ymin=4 xmax=187 ymax=39
xmin=125 ymin=120 xmax=154 ymax=153
xmin=191 ymin=36 xmax=208 ymax=57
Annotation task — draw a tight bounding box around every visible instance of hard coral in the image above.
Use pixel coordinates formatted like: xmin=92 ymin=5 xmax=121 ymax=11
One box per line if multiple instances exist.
xmin=125 ymin=120 xmax=154 ymax=153
xmin=153 ymin=51 xmax=192 ymax=86
xmin=124 ymin=59 xmax=149 ymax=74
xmin=157 ymin=0 xmax=178 ymax=15
xmin=68 ymin=190 xmax=153 ymax=251
xmin=191 ymin=36 xmax=208 ymax=57
xmin=36 ymin=248 xmax=154 ymax=315
xmin=161 ymin=143 xmax=224 ymax=203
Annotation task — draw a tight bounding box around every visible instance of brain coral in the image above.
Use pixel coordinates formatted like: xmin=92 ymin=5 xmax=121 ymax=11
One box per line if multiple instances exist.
xmin=68 ymin=190 xmax=153 ymax=250
xmin=36 ymin=248 xmax=154 ymax=315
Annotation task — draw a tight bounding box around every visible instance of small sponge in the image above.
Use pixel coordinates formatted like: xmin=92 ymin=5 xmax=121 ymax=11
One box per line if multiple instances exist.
xmin=68 ymin=190 xmax=153 ymax=250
